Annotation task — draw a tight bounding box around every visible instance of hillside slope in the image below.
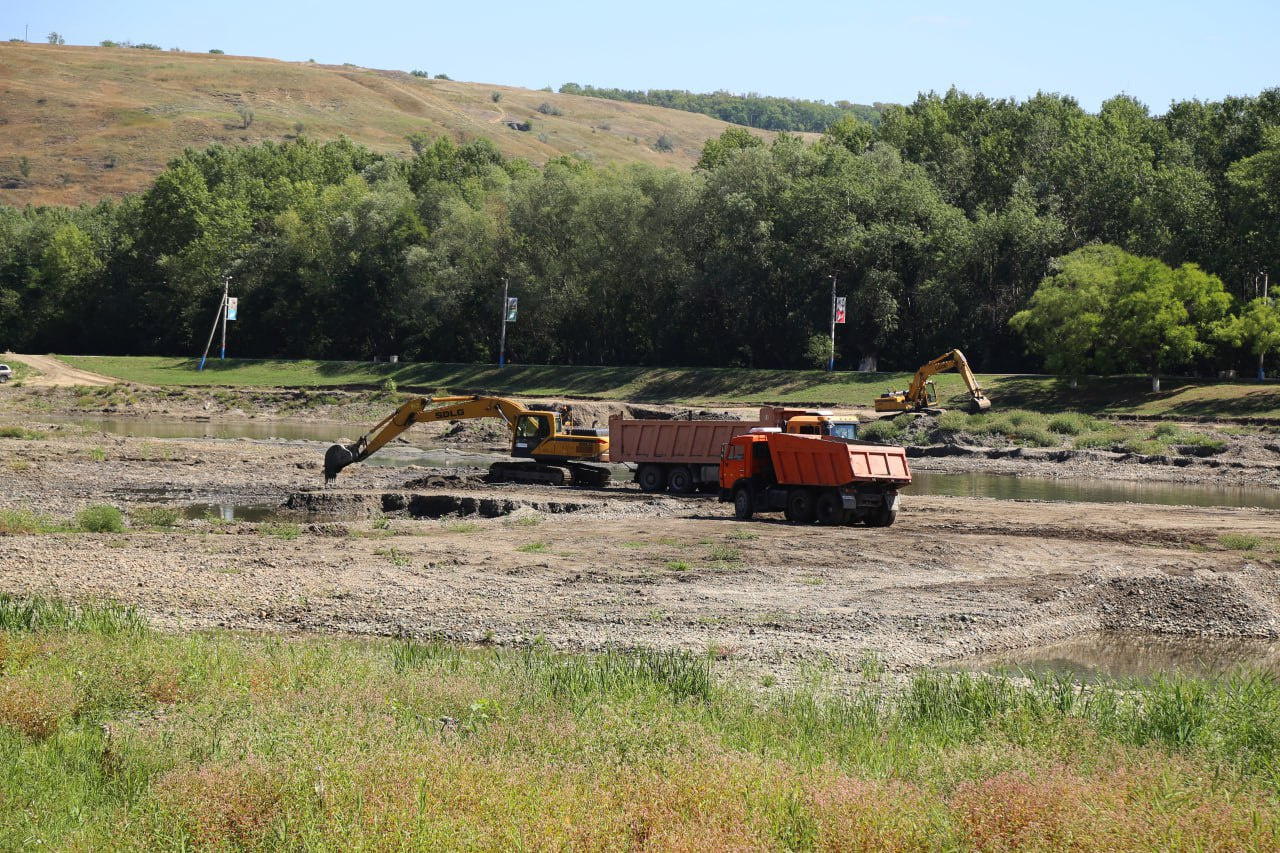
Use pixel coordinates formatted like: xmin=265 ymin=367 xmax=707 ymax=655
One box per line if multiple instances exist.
xmin=0 ymin=43 xmax=806 ymax=207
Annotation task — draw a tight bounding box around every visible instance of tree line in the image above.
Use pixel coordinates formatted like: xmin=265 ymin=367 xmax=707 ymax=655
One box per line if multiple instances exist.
xmin=1 ymin=86 xmax=1279 ymax=379
xmin=557 ymin=83 xmax=882 ymax=132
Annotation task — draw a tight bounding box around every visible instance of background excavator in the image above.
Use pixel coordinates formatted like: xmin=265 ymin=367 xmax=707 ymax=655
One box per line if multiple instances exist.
xmin=873 ymin=349 xmax=992 ymax=414
xmin=324 ymin=395 xmax=611 ymax=487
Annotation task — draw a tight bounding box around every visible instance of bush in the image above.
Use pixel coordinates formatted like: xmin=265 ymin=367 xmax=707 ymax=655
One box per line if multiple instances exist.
xmin=654 ymin=132 xmax=675 ymax=152
xmin=76 ymin=504 xmax=125 ymax=533
xmin=537 ymin=102 xmax=563 ymax=116
xmin=859 ymin=419 xmax=903 ymax=442
xmin=1047 ymin=412 xmax=1097 ymax=435
xmin=934 ymin=411 xmax=970 ymax=435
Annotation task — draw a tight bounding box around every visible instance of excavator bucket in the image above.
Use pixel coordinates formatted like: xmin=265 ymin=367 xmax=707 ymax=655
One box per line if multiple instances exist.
xmin=968 ymin=395 xmax=992 ymax=413
xmin=324 ymin=443 xmax=359 ymax=484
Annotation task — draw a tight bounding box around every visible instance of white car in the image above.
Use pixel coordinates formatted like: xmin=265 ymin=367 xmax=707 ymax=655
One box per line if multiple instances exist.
xmin=0 ymin=364 xmax=12 ymax=382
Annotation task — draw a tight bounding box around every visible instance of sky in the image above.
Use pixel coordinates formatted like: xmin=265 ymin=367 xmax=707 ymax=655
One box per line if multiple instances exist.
xmin=5 ymin=0 xmax=1278 ymax=114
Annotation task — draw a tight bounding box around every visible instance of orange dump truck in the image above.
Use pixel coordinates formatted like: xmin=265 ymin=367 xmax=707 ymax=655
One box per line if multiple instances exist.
xmin=718 ymin=430 xmax=911 ymax=526
xmin=608 ymin=408 xmax=859 ymax=494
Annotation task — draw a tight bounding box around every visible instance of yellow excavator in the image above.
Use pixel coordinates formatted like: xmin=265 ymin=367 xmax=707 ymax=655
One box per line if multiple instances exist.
xmin=873 ymin=349 xmax=992 ymax=414
xmin=324 ymin=395 xmax=611 ymax=487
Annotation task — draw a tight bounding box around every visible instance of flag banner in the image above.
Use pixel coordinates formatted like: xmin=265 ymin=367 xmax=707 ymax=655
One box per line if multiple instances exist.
xmin=835 ymin=296 xmax=846 ymax=324
xmin=506 ymin=297 xmax=518 ymax=322
xmin=226 ymin=297 xmax=238 ymax=321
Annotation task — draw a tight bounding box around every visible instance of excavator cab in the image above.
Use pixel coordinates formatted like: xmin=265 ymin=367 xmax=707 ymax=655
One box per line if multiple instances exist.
xmin=512 ymin=412 xmax=554 ymax=457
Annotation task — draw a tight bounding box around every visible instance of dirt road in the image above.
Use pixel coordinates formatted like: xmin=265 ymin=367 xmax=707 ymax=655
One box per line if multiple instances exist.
xmin=3 ymin=353 xmax=119 ymax=387
xmin=2 ymin=408 xmax=1277 ymax=687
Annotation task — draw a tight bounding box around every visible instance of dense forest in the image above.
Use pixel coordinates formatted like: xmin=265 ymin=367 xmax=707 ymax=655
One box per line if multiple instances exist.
xmin=2 ymin=87 xmax=1279 ymax=377
xmin=556 ymin=84 xmax=883 ymax=132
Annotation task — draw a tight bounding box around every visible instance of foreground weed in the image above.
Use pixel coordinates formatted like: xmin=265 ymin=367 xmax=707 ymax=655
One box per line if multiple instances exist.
xmin=129 ymin=505 xmax=179 ymax=528
xmin=443 ymin=521 xmax=481 ymax=533
xmin=1218 ymin=532 xmax=1271 ymax=552
xmin=373 ymin=546 xmax=411 ymax=567
xmin=516 ymin=541 xmax=549 ymax=553
xmin=0 ymin=425 xmax=46 ymax=440
xmin=0 ymin=507 xmax=62 ymax=534
xmin=263 ymin=522 xmax=301 ymax=541
xmin=75 ymin=504 xmax=125 ymax=533
xmin=707 ymin=544 xmax=741 ymax=562
xmin=665 ymin=560 xmax=690 ymax=571
xmin=0 ymin=595 xmax=146 ymax=635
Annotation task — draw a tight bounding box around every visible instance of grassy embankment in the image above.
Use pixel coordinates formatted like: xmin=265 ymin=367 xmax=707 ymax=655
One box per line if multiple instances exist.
xmin=3 ymin=595 xmax=1279 ymax=849
xmin=58 ymin=355 xmax=1280 ymax=420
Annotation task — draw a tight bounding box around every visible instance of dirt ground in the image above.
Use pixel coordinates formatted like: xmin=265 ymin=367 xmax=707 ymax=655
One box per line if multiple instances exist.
xmin=2 ymin=373 xmax=1279 ymax=689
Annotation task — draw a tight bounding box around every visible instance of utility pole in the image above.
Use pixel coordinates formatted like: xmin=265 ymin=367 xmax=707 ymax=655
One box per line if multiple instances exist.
xmin=498 ymin=277 xmax=510 ymax=367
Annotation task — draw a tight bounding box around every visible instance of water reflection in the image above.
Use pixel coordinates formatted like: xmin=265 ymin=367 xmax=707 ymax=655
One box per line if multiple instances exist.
xmin=910 ymin=470 xmax=1280 ymax=510
xmin=957 ymin=632 xmax=1280 ymax=680
xmin=183 ymin=503 xmax=284 ymax=523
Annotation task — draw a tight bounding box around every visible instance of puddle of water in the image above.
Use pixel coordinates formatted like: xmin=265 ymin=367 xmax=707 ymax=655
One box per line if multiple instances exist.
xmin=910 ymin=470 xmax=1280 ymax=510
xmin=956 ymin=633 xmax=1280 ymax=680
xmin=182 ymin=503 xmax=285 ymax=523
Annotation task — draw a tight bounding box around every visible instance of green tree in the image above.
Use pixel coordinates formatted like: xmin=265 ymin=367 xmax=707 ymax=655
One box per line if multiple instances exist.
xmin=1009 ymin=245 xmax=1116 ymax=386
xmin=1012 ymin=245 xmax=1231 ymax=391
xmin=1216 ymin=297 xmax=1280 ymax=380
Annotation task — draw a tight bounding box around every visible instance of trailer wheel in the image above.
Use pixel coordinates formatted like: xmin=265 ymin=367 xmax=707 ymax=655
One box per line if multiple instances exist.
xmin=786 ymin=489 xmax=815 ymax=524
xmin=637 ymin=464 xmax=666 ymax=492
xmin=667 ymin=466 xmax=693 ymax=494
xmin=733 ymin=487 xmax=754 ymax=520
xmin=815 ymin=491 xmax=846 ymax=526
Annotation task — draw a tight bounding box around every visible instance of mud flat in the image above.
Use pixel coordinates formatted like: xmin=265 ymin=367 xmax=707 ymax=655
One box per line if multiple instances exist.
xmin=2 ymin=381 xmax=1280 ymax=686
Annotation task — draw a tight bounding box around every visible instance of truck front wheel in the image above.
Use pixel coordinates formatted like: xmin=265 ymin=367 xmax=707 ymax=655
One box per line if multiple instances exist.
xmin=637 ymin=464 xmax=666 ymax=492
xmin=733 ymin=487 xmax=754 ymax=520
xmin=786 ymin=489 xmax=816 ymax=524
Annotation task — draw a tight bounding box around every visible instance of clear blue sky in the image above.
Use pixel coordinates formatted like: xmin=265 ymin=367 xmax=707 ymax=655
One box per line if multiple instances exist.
xmin=6 ymin=0 xmax=1277 ymax=114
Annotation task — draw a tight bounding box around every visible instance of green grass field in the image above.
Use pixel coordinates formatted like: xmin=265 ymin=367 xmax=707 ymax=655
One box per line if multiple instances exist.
xmin=56 ymin=354 xmax=1280 ymax=419
xmin=3 ymin=596 xmax=1279 ymax=849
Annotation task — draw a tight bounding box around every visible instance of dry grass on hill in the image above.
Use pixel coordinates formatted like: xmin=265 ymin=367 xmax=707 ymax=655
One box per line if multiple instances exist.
xmin=0 ymin=43 xmax=808 ymax=207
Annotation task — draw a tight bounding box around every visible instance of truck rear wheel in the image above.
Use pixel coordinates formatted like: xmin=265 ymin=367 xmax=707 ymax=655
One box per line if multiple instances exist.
xmin=637 ymin=464 xmax=666 ymax=493
xmin=865 ymin=504 xmax=897 ymax=527
xmin=667 ymin=466 xmax=693 ymax=494
xmin=733 ymin=487 xmax=754 ymax=520
xmin=786 ymin=489 xmax=815 ymax=524
xmin=815 ymin=490 xmax=846 ymax=526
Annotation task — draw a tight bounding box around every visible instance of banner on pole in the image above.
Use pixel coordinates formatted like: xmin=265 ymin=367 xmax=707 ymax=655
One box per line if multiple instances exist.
xmin=225 ymin=297 xmax=238 ymax=321
xmin=506 ymin=297 xmax=518 ymax=322
xmin=834 ymin=296 xmax=846 ymax=324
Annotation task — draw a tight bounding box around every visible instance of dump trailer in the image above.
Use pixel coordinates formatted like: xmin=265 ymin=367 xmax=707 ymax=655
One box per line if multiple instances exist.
xmin=609 ymin=407 xmax=859 ymax=494
xmin=718 ymin=430 xmax=911 ymax=526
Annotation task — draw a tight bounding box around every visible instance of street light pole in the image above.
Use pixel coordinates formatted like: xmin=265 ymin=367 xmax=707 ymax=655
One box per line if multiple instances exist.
xmin=828 ymin=274 xmax=837 ymax=372
xmin=498 ymin=277 xmax=509 ymax=367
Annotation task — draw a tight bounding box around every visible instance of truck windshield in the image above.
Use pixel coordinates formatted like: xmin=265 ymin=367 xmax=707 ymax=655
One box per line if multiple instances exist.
xmin=827 ymin=422 xmax=859 ymax=440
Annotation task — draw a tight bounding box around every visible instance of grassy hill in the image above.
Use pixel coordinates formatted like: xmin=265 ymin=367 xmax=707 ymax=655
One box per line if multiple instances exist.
xmin=0 ymin=43 xmax=812 ymax=207
xmin=54 ymin=355 xmax=1280 ymax=420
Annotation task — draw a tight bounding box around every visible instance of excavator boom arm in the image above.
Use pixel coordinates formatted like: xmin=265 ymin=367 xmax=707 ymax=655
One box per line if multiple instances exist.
xmin=324 ymin=395 xmax=531 ymax=482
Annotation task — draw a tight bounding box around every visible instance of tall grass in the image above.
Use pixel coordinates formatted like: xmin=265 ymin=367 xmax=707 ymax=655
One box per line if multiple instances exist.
xmin=1 ymin=606 xmax=1278 ymax=849
xmin=0 ymin=594 xmax=146 ymax=634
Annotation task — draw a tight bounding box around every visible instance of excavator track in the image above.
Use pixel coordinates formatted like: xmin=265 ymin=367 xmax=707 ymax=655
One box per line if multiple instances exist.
xmin=486 ymin=461 xmax=613 ymax=488
xmin=487 ymin=461 xmax=569 ymax=486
